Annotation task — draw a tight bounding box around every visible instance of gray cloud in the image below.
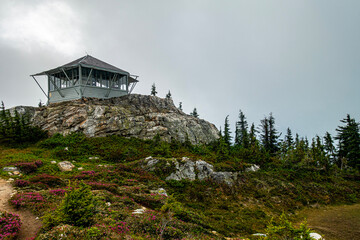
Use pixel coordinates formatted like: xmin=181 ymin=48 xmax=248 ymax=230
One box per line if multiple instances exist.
xmin=0 ymin=0 xmax=359 ymax=140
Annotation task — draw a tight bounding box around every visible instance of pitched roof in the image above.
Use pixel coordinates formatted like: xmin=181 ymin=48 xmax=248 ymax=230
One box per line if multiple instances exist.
xmin=32 ymin=55 xmax=133 ymax=77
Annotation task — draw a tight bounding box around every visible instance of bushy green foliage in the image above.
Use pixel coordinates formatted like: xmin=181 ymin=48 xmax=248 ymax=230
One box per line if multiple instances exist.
xmin=336 ymin=114 xmax=360 ymax=170
xmin=61 ymin=181 xmax=97 ymax=227
xmin=259 ymin=213 xmax=312 ymax=240
xmin=0 ymin=102 xmax=47 ymax=145
xmin=44 ymin=181 xmax=97 ymax=228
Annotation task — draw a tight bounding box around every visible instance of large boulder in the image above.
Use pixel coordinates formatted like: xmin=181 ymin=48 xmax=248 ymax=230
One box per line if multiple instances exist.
xmin=144 ymin=157 xmax=242 ymax=186
xmin=57 ymin=161 xmax=75 ymax=172
xmin=14 ymin=94 xmax=219 ymax=145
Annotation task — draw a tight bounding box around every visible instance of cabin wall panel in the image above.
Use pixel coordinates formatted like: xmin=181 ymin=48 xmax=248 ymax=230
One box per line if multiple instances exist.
xmin=49 ymin=86 xmax=81 ymax=103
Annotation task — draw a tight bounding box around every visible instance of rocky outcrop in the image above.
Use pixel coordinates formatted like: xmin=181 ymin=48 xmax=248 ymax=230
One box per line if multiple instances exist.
xmin=143 ymin=157 xmax=260 ymax=185
xmin=13 ymin=94 xmax=219 ymax=144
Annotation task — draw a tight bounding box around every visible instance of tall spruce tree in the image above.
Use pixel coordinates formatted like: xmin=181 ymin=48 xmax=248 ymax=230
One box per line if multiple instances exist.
xmin=260 ymin=113 xmax=280 ymax=154
xmin=324 ymin=132 xmax=335 ymax=163
xmin=295 ymin=133 xmax=300 ymax=149
xmin=249 ymin=123 xmax=257 ymax=147
xmin=235 ymin=110 xmax=249 ymax=148
xmin=284 ymin=127 xmax=294 ymax=151
xmin=223 ymin=115 xmax=232 ymax=147
xmin=335 ymin=114 xmax=360 ymax=169
xmin=260 ymin=116 xmax=270 ymax=150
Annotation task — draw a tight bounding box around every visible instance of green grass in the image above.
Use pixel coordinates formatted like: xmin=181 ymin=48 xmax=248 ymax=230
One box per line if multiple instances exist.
xmin=0 ymin=133 xmax=359 ymax=239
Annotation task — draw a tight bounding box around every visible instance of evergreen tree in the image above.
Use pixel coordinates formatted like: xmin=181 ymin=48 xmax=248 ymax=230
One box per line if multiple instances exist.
xmin=268 ymin=113 xmax=280 ymax=153
xmin=223 ymin=115 xmax=232 ymax=147
xmin=295 ymin=133 xmax=300 ymax=149
xmin=190 ymin=108 xmax=199 ymax=118
xmin=178 ymin=102 xmax=183 ymax=111
xmin=260 ymin=113 xmax=280 ymax=154
xmin=260 ymin=116 xmax=270 ymax=150
xmin=284 ymin=127 xmax=294 ymax=151
xmin=324 ymin=131 xmax=335 ymax=164
xmin=216 ymin=131 xmax=230 ymax=162
xmin=310 ymin=135 xmax=328 ymax=169
xmin=235 ymin=110 xmax=249 ymax=148
xmin=166 ymin=90 xmax=172 ymax=99
xmin=249 ymin=123 xmax=257 ymax=147
xmin=151 ymin=83 xmax=157 ymax=96
xmin=304 ymin=137 xmax=309 ymax=151
xmin=335 ymin=114 xmax=360 ymax=169
xmin=0 ymin=102 xmax=47 ymax=144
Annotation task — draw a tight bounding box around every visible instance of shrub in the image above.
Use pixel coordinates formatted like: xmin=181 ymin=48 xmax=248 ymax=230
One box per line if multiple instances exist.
xmin=15 ymin=162 xmax=38 ymax=174
xmin=43 ymin=181 xmax=97 ymax=228
xmin=10 ymin=192 xmax=46 ymax=209
xmin=49 ymin=189 xmax=67 ymax=196
xmin=73 ymin=171 xmax=98 ymax=180
xmin=0 ymin=211 xmax=21 ymax=240
xmin=86 ymin=181 xmax=117 ymax=193
xmin=260 ymin=213 xmax=312 ymax=240
xmin=14 ymin=179 xmax=30 ymax=188
xmin=29 ymin=174 xmax=63 ymax=187
xmin=35 ymin=160 xmax=43 ymax=167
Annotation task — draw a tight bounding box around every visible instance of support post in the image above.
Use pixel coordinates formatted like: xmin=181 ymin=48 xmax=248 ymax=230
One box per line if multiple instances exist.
xmin=129 ymin=82 xmax=137 ymax=94
xmin=79 ymin=65 xmax=82 ymax=98
xmin=80 ymin=68 xmax=93 ymax=95
xmin=31 ymin=75 xmax=49 ymax=100
xmin=105 ymin=73 xmax=117 ymax=97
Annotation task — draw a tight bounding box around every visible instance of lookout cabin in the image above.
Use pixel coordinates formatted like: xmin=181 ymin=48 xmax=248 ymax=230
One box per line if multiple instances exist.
xmin=31 ymin=55 xmax=139 ymax=104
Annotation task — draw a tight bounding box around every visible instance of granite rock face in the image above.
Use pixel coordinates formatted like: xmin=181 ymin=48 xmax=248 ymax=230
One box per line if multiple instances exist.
xmin=14 ymin=94 xmax=219 ymax=144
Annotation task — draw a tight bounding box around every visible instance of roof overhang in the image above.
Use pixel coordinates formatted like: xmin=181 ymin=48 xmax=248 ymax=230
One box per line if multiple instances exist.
xmin=31 ymin=64 xmax=130 ymax=77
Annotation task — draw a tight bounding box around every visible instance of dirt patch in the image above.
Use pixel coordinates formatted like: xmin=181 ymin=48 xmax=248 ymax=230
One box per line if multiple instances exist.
xmin=298 ymin=204 xmax=360 ymax=240
xmin=0 ymin=178 xmax=42 ymax=240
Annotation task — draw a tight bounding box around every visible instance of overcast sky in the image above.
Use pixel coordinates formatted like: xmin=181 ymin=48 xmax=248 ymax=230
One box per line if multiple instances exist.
xmin=0 ymin=0 xmax=359 ymax=141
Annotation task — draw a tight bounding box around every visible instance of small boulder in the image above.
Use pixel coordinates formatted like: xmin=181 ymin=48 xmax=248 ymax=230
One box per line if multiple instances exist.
xmin=51 ymin=161 xmax=57 ymax=164
xmin=310 ymin=232 xmax=323 ymax=240
xmin=245 ymin=164 xmax=260 ymax=172
xmin=150 ymin=188 xmax=168 ymax=196
xmin=132 ymin=208 xmax=145 ymax=214
xmin=3 ymin=167 xmax=19 ymax=172
xmin=78 ymin=167 xmax=84 ymax=170
xmin=252 ymin=233 xmax=267 ymax=237
xmin=58 ymin=161 xmax=75 ymax=171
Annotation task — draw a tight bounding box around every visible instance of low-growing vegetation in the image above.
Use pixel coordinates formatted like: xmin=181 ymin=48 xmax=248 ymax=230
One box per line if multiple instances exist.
xmin=0 ymin=109 xmax=359 ymax=239
xmin=0 ymin=211 xmax=21 ymax=240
